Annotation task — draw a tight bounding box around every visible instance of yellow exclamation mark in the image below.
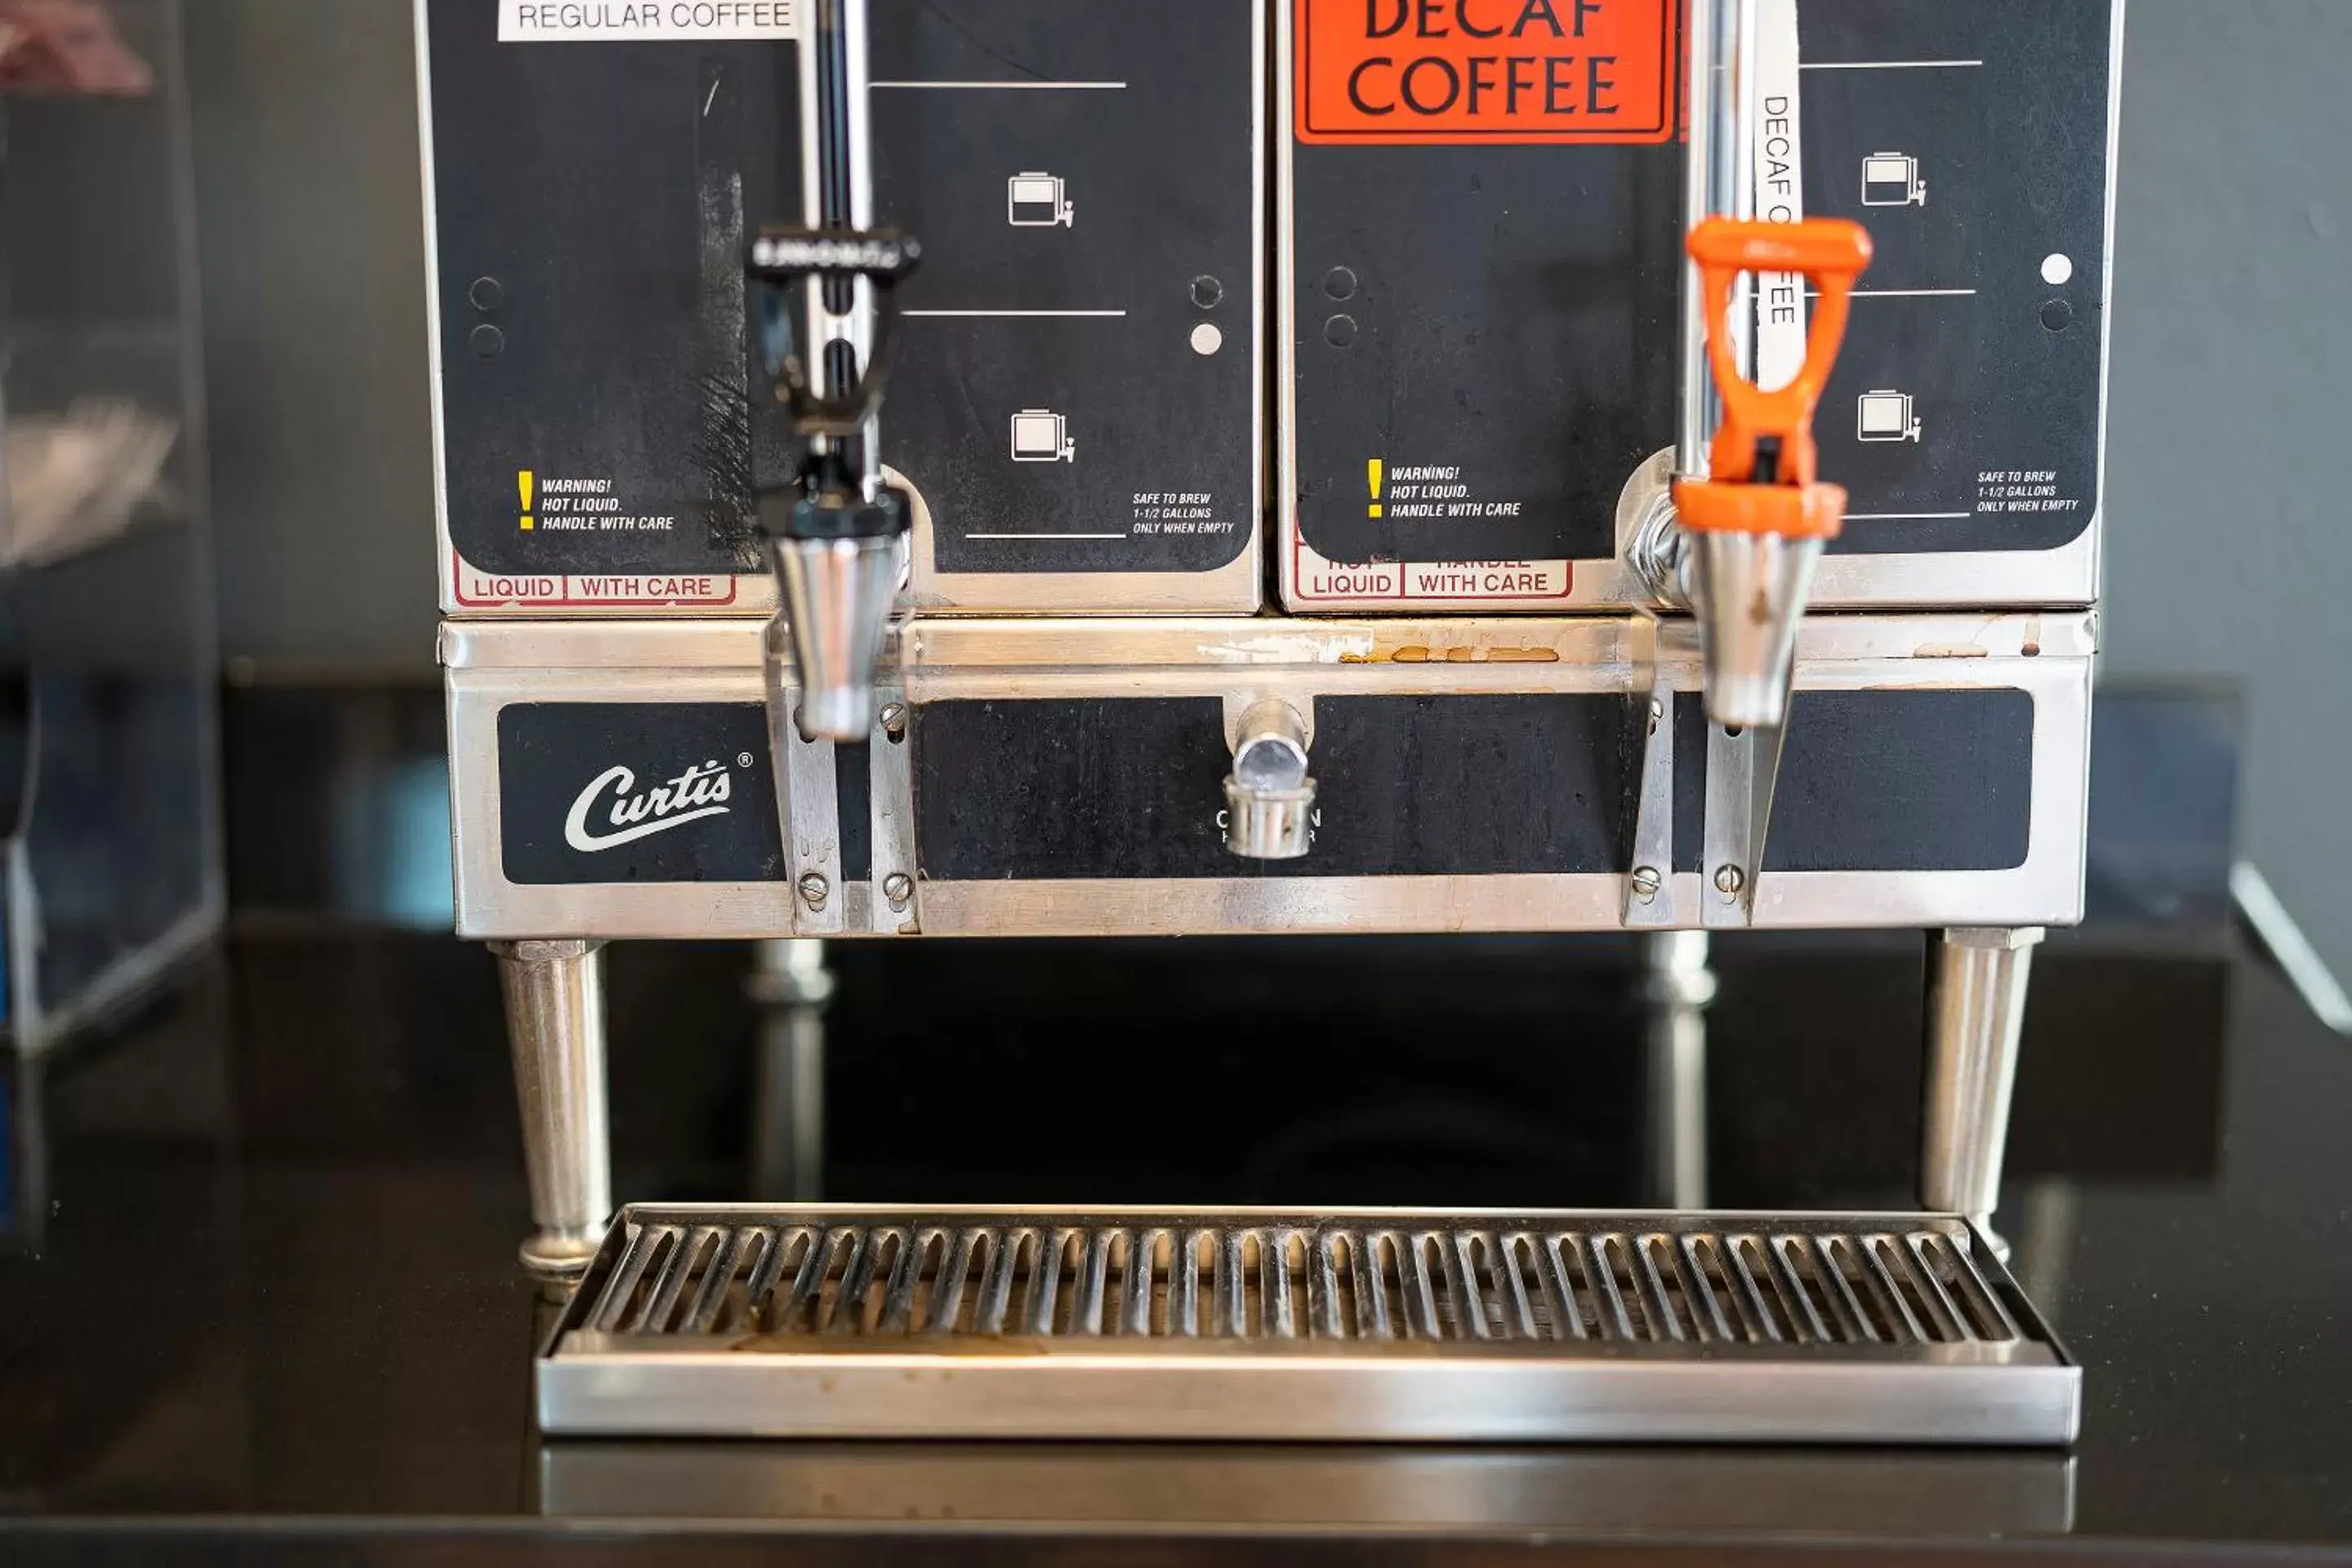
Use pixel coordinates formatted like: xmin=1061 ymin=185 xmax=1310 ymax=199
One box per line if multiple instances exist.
xmin=1367 ymin=458 xmax=1383 ymax=519
xmin=518 ymin=469 xmax=535 ymax=531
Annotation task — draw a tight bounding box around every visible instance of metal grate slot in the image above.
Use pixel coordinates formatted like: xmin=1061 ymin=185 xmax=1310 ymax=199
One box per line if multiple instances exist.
xmin=542 ymin=1205 xmax=2078 ymax=1445
xmin=583 ymin=1218 xmax=2034 ymax=1352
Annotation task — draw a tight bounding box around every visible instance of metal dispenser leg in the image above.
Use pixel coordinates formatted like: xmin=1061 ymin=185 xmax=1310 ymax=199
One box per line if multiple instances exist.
xmin=748 ymin=938 xmax=834 ymax=1201
xmin=1641 ymin=932 xmax=1718 ymax=1211
xmin=1922 ymin=927 xmax=2043 ymax=1254
xmin=490 ymin=939 xmax=612 ymax=1281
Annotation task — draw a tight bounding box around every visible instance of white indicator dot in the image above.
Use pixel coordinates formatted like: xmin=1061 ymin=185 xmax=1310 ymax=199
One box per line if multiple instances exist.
xmin=2041 ymin=252 xmax=2074 ymax=287
xmin=1190 ymin=322 xmax=1223 ymax=356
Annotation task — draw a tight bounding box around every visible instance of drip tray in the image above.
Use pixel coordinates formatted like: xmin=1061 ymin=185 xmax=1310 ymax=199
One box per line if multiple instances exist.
xmin=538 ymin=1205 xmax=2079 ymax=1446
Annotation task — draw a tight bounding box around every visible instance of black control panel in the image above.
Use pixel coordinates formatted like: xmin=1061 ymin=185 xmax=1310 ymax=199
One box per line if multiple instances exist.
xmin=1285 ymin=0 xmax=2115 ymax=590
xmin=427 ymin=0 xmax=1260 ymax=604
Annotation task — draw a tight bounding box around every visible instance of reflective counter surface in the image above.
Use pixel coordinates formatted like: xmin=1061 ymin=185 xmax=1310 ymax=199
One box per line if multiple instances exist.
xmin=0 ymin=924 xmax=2344 ymax=1562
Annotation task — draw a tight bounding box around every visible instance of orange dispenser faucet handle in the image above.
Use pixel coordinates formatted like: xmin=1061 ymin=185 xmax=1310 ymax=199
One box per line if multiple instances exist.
xmin=1673 ymin=216 xmax=1873 ymax=540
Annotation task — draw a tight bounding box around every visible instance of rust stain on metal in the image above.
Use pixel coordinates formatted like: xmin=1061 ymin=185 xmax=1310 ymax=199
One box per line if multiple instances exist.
xmin=1345 ymin=644 xmax=1562 ymax=666
xmin=1911 ymin=644 xmax=1993 ymax=660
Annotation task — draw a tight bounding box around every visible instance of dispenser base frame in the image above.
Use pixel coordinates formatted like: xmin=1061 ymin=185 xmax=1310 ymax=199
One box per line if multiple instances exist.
xmin=441 ymin=611 xmax=2092 ymax=942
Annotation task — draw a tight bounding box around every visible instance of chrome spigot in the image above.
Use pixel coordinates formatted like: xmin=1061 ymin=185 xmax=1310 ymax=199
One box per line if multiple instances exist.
xmin=765 ymin=500 xmax=906 ymax=742
xmin=1687 ymin=528 xmax=1824 ymax=731
xmin=745 ymin=146 xmax=920 ymax=739
xmin=742 ymin=0 xmax=921 ymax=744
xmin=1673 ymin=217 xmax=1872 ymax=731
xmin=1223 ymin=697 xmax=1316 ymax=860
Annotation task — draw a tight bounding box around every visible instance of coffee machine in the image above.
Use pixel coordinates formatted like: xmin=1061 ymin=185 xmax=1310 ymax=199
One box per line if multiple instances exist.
xmin=424 ymin=0 xmax=2118 ymax=1444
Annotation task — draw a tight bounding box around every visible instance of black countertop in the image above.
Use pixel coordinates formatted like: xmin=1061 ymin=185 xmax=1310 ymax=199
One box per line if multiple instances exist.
xmin=2 ymin=915 xmax=2349 ymax=1561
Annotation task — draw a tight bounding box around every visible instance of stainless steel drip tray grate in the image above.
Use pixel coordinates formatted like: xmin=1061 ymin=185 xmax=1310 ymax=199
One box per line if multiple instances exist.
xmin=537 ymin=1205 xmax=2079 ymax=1445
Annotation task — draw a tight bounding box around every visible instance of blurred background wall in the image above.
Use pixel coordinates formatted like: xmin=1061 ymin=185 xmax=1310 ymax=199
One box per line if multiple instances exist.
xmin=187 ymin=0 xmax=436 ymax=678
xmin=2099 ymin=2 xmax=2352 ymax=992
xmin=178 ymin=2 xmax=2352 ymax=969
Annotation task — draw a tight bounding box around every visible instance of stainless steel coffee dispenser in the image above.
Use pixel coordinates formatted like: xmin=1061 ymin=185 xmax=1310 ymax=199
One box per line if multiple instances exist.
xmin=423 ymin=0 xmax=2121 ymax=1446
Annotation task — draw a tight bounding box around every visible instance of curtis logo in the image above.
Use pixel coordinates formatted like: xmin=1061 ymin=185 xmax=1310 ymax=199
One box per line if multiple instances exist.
xmin=565 ymin=758 xmax=735 ymax=852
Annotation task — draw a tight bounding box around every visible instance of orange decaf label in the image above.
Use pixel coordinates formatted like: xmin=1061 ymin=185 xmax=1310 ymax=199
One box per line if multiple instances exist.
xmin=1296 ymin=0 xmax=1682 ymax=145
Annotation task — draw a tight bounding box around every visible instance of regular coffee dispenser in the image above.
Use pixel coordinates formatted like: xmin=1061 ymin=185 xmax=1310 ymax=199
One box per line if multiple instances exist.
xmin=425 ymin=0 xmax=2120 ymax=1446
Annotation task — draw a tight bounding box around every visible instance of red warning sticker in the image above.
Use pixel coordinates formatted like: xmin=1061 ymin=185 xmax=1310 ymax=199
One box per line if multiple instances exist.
xmin=1295 ymin=0 xmax=1683 ymax=145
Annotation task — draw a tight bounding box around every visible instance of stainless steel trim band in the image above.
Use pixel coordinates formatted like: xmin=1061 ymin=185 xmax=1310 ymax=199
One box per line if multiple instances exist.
xmin=443 ymin=612 xmax=2091 ymax=941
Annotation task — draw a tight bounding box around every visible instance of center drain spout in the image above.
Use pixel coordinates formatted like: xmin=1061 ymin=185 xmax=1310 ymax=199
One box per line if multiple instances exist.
xmin=1223 ymin=697 xmax=1318 ymax=860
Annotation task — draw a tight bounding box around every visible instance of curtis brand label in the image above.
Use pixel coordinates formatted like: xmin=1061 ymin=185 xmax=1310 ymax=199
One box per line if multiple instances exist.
xmin=1296 ymin=0 xmax=1681 ymax=144
xmin=498 ymin=703 xmax=783 ymax=886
